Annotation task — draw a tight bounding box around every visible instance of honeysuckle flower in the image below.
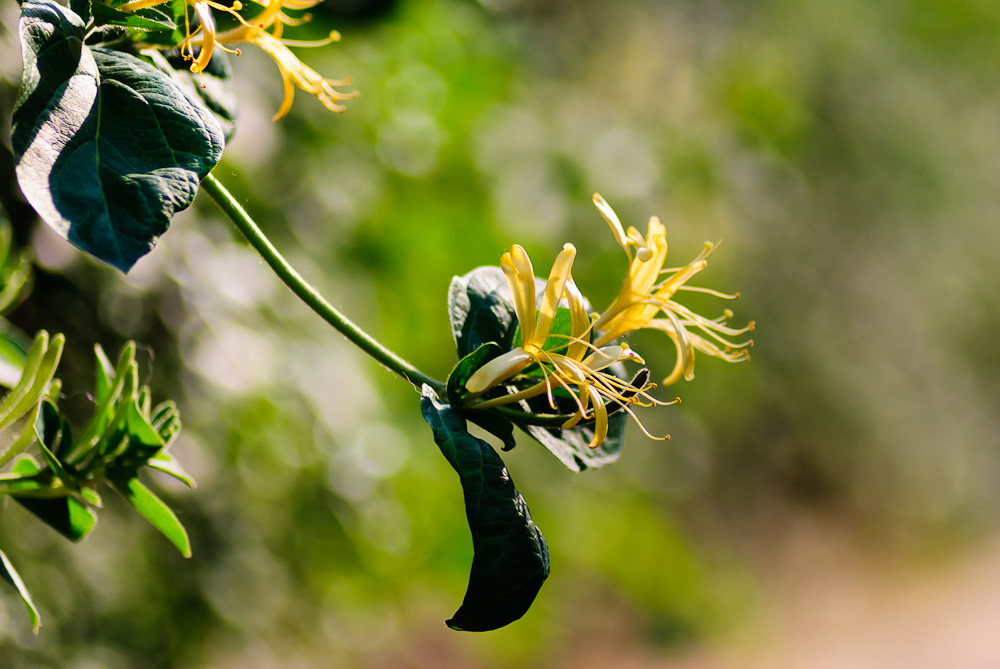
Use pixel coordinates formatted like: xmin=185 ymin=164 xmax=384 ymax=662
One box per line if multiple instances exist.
xmin=208 ymin=0 xmax=357 ymax=120
xmin=464 ymin=244 xmax=666 ymax=449
xmin=120 ymin=0 xmax=356 ymax=120
xmin=590 ymin=194 xmax=753 ymax=385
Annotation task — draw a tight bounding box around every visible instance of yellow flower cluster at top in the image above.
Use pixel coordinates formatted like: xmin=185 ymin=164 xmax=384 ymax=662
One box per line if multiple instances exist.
xmin=464 ymin=194 xmax=754 ymax=449
xmin=117 ymin=0 xmax=357 ymax=120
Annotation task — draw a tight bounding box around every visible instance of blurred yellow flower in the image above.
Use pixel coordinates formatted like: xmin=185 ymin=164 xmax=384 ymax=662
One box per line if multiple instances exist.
xmin=121 ymin=0 xmax=356 ymax=120
xmin=590 ymin=194 xmax=753 ymax=385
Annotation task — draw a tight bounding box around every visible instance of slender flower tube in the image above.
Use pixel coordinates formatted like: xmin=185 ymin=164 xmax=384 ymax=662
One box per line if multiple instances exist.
xmin=590 ymin=194 xmax=753 ymax=384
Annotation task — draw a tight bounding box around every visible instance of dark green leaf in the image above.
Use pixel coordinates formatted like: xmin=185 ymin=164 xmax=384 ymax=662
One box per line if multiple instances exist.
xmin=15 ymin=492 xmax=98 ymax=542
xmin=110 ymin=475 xmax=191 ymax=557
xmin=0 ymin=546 xmax=40 ymax=631
xmin=70 ymin=0 xmax=90 ymax=23
xmin=448 ymin=267 xmax=519 ymax=358
xmin=467 ymin=410 xmax=517 ymax=452
xmin=420 ymin=386 xmax=548 ymax=631
xmin=11 ymin=0 xmax=225 ymax=272
xmin=448 ymin=264 xmax=621 ymax=471
xmin=149 ymin=49 xmax=238 ymax=141
xmin=34 ymin=400 xmax=82 ymax=495
xmin=446 ymin=342 xmax=502 ymax=407
xmin=83 ymin=24 xmax=130 ymax=46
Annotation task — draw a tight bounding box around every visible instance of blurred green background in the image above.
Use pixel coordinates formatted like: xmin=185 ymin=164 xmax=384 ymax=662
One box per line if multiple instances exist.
xmin=3 ymin=0 xmax=1000 ymax=666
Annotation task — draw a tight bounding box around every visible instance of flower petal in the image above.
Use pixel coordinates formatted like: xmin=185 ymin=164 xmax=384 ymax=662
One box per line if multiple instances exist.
xmin=465 ymin=349 xmax=533 ymax=395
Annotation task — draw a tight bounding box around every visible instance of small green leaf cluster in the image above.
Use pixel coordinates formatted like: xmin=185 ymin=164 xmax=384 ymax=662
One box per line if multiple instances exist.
xmin=0 ymin=332 xmax=192 ymax=632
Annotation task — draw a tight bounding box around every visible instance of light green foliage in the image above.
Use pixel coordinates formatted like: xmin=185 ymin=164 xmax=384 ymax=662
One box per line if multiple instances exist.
xmin=0 ymin=333 xmax=191 ymax=630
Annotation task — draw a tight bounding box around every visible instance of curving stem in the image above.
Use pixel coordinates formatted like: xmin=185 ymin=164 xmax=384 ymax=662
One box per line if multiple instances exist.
xmin=201 ymin=172 xmax=447 ymax=395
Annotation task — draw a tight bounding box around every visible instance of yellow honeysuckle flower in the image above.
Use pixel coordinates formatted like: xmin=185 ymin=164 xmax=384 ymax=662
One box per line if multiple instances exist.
xmin=464 ymin=244 xmax=668 ymax=449
xmin=590 ymin=194 xmax=753 ymax=385
xmin=119 ymin=0 xmax=356 ymax=120
xmin=209 ymin=0 xmax=357 ymax=120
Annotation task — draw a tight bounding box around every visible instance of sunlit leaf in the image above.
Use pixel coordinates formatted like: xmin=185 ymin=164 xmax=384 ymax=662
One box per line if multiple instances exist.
xmin=69 ymin=0 xmax=90 ymax=23
xmin=110 ymin=475 xmax=191 ymax=557
xmin=93 ymin=344 xmax=115 ymax=404
xmin=0 ymin=546 xmax=40 ymax=632
xmin=11 ymin=0 xmax=224 ymax=271
xmin=147 ymin=452 xmax=196 ymax=488
xmin=448 ymin=265 xmax=621 ymax=470
xmin=520 ymin=406 xmax=626 ymax=472
xmin=91 ymin=2 xmax=176 ymax=31
xmin=0 ymin=331 xmax=30 ymax=390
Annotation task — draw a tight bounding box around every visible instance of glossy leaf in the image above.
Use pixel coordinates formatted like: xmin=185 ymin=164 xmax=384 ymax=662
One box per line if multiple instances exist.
xmin=521 ymin=409 xmax=626 ymax=472
xmin=445 ymin=341 xmax=503 ymax=407
xmin=11 ymin=0 xmax=224 ymax=271
xmin=0 ymin=546 xmax=40 ymax=632
xmin=0 ymin=331 xmax=53 ymax=432
xmin=467 ymin=410 xmax=517 ymax=452
xmin=420 ymin=387 xmax=548 ymax=631
xmin=68 ymin=342 xmax=136 ymax=465
xmin=15 ymin=492 xmax=99 ymax=542
xmin=110 ymin=475 xmax=191 ymax=557
xmin=93 ymin=343 xmax=115 ymax=404
xmin=8 ymin=446 xmax=103 ymax=540
xmin=91 ymin=2 xmax=176 ymax=31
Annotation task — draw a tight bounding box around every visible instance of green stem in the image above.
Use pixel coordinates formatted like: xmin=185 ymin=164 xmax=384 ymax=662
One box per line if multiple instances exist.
xmin=201 ymin=173 xmax=446 ymax=395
